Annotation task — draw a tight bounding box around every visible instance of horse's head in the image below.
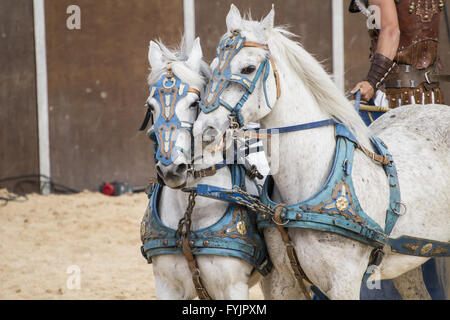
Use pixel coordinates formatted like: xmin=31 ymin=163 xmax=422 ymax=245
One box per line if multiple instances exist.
xmin=194 ymin=4 xmax=280 ymax=144
xmin=144 ymin=38 xmax=209 ymax=188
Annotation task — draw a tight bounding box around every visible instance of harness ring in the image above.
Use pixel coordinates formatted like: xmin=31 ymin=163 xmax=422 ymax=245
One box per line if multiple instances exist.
xmin=392 ymin=201 xmax=407 ymax=216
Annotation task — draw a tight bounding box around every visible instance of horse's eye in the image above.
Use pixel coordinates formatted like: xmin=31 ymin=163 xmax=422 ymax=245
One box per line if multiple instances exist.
xmin=241 ymin=65 xmax=256 ymax=75
xmin=189 ymin=101 xmax=199 ymax=108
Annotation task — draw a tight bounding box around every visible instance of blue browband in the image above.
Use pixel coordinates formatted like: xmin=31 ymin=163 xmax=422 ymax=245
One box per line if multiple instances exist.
xmin=200 ymin=32 xmax=280 ymax=128
xmin=140 ymin=165 xmax=273 ymax=276
xmin=139 ymin=68 xmax=199 ymax=165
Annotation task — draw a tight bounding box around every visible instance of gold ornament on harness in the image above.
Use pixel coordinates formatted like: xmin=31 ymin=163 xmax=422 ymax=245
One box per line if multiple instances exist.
xmin=402 ymin=242 xmax=421 ymax=253
xmin=336 ymin=196 xmax=349 ymax=211
xmin=236 ymin=220 xmax=247 ymax=235
xmin=420 ymin=243 xmax=433 ymax=255
xmin=431 ymin=246 xmax=448 ymax=255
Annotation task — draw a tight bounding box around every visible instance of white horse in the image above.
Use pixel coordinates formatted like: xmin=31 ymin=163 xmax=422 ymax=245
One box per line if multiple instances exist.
xmin=194 ymin=5 xmax=450 ymax=300
xmin=141 ymin=38 xmax=263 ymax=299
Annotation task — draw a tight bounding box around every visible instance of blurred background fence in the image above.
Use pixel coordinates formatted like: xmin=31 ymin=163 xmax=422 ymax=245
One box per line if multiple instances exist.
xmin=1 ymin=0 xmax=449 ymax=193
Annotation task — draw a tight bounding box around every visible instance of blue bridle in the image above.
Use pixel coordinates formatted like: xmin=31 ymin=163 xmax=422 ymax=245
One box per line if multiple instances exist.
xmin=199 ymin=32 xmax=280 ymax=128
xmin=139 ymin=65 xmax=200 ymax=166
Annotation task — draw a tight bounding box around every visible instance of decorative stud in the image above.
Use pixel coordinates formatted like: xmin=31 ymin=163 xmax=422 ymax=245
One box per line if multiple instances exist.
xmin=431 ymin=246 xmax=448 ymax=255
xmin=189 ymin=240 xmax=194 ymax=246
xmin=296 ymin=213 xmax=302 ymax=219
xmin=163 ymin=240 xmax=168 ymax=246
xmin=203 ymin=240 xmax=209 ymax=246
xmin=420 ymin=243 xmax=433 ymax=255
xmin=237 ymin=221 xmax=247 ymax=235
xmin=409 ymin=1 xmax=415 ymax=14
xmin=402 ymin=242 xmax=421 ymax=253
xmin=336 ymin=196 xmax=349 ymax=212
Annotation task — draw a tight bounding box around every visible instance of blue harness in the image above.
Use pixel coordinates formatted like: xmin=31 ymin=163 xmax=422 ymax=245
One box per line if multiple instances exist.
xmin=193 ymin=31 xmax=450 ymax=297
xmin=139 ymin=70 xmax=199 ymax=165
xmin=140 ymin=164 xmax=272 ymax=276
xmin=200 ymin=32 xmax=280 ymax=128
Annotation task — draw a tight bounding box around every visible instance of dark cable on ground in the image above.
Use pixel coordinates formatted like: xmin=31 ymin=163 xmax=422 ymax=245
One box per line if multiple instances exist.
xmin=0 ymin=174 xmax=79 ymax=206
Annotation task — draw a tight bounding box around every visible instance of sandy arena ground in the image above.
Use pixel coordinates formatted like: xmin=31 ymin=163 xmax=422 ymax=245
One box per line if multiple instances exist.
xmin=0 ymin=190 xmax=264 ymax=300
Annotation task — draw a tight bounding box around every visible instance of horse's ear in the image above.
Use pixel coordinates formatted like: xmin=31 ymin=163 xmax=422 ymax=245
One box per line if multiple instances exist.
xmin=210 ymin=57 xmax=219 ymax=70
xmin=186 ymin=37 xmax=203 ymax=71
xmin=261 ymin=4 xmax=275 ymax=32
xmin=148 ymin=41 xmax=164 ymax=71
xmin=226 ymin=4 xmax=242 ymax=32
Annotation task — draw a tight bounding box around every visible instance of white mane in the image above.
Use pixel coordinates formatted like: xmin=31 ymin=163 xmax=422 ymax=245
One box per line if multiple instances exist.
xmin=147 ymin=39 xmax=211 ymax=90
xmin=264 ymin=26 xmax=371 ymax=145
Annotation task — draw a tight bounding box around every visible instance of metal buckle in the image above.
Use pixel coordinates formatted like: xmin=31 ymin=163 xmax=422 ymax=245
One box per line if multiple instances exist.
xmin=369 ymin=247 xmax=384 ymax=266
xmin=228 ymin=114 xmax=240 ymax=130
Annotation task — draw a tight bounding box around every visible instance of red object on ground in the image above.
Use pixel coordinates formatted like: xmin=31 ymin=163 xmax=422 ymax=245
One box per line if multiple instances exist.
xmin=102 ymin=182 xmax=115 ymax=196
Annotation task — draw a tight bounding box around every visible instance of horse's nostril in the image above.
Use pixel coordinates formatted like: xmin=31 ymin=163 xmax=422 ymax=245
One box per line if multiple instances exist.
xmin=176 ymin=164 xmax=187 ymax=175
xmin=203 ymin=126 xmax=219 ymax=142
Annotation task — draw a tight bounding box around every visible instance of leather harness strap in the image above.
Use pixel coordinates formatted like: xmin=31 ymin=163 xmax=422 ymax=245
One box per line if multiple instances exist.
xmin=269 ymin=55 xmax=281 ymax=99
xmin=181 ymin=237 xmax=212 ymax=300
xmin=243 ymin=41 xmax=281 ymax=99
xmin=273 ymin=204 xmax=313 ymax=300
xmin=176 ymin=191 xmax=212 ymax=300
xmin=187 ymin=87 xmax=201 ymax=97
xmin=384 ymin=64 xmax=450 ymax=89
xmin=357 ymin=144 xmax=391 ymax=166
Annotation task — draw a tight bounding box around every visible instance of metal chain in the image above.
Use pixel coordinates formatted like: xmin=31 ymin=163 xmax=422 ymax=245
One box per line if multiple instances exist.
xmin=227 ymin=186 xmax=276 ymax=217
xmin=175 ymin=190 xmax=213 ymax=300
xmin=175 ymin=190 xmax=197 ymax=239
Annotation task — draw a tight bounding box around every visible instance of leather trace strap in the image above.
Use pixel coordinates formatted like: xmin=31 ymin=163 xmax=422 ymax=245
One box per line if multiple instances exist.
xmin=176 ymin=191 xmax=212 ymax=300
xmin=181 ymin=237 xmax=212 ymax=300
xmin=272 ymin=204 xmax=313 ymax=300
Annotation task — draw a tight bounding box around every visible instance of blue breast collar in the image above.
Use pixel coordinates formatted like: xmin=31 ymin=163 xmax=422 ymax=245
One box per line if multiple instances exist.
xmin=259 ymin=124 xmax=394 ymax=246
xmin=140 ymin=165 xmax=273 ymax=276
xmin=258 ymin=124 xmax=450 ymax=258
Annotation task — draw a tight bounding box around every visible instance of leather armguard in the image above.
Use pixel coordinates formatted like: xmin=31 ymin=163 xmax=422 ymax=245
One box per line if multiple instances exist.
xmin=366 ymin=53 xmax=396 ymax=90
